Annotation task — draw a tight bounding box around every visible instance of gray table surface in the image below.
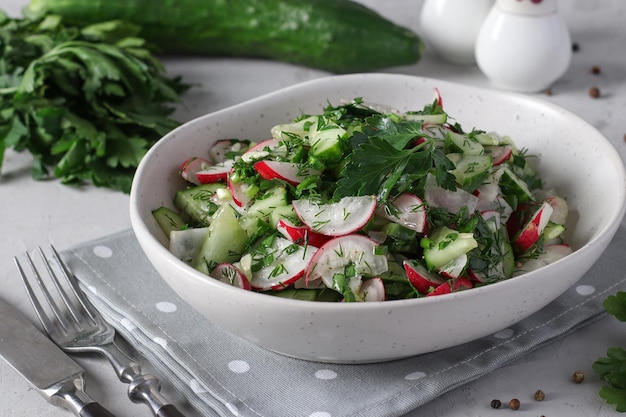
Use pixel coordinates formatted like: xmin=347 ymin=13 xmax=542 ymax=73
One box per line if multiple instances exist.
xmin=1 ymin=0 xmax=625 ymax=416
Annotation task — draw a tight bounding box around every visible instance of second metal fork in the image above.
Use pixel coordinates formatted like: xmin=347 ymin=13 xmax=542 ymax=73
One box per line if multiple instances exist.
xmin=15 ymin=246 xmax=185 ymax=417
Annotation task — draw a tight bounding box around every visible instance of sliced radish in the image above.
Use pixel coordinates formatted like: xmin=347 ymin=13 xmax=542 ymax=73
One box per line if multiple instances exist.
xmin=439 ymin=253 xmax=468 ymax=279
xmin=424 ymin=174 xmax=479 ymax=214
xmin=241 ymin=138 xmax=288 ymax=162
xmin=433 ymin=87 xmax=443 ymax=107
xmin=426 ymin=277 xmax=473 ymax=297
xmin=227 ymin=169 xmax=252 ymax=207
xmin=180 ymin=157 xmax=211 ymax=185
xmin=377 ymin=193 xmax=428 ymax=234
xmin=306 ymin=234 xmax=388 ymax=291
xmin=545 ymin=196 xmax=568 ymax=225
xmin=293 ymin=195 xmax=376 ymax=236
xmin=196 ymin=160 xmax=234 ymax=184
xmin=402 ymin=259 xmax=445 ymax=294
xmin=276 ymin=218 xmax=332 ymax=247
xmin=514 ymin=244 xmax=573 ymax=275
xmin=249 ymin=236 xmax=318 ymax=291
xmin=486 ymin=144 xmax=513 ymax=165
xmin=211 ymin=263 xmax=252 ymax=290
xmin=254 ymin=160 xmax=322 ymax=186
xmin=508 ymin=201 xmax=554 ymax=254
xmin=360 ymin=277 xmax=386 ymax=302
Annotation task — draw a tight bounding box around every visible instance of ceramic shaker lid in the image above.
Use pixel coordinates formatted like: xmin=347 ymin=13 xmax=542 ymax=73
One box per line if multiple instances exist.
xmin=496 ymin=0 xmax=558 ymax=16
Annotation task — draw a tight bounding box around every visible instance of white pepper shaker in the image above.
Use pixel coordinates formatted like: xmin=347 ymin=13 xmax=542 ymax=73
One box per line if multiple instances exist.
xmin=475 ymin=0 xmax=572 ymax=92
xmin=419 ymin=0 xmax=494 ymax=65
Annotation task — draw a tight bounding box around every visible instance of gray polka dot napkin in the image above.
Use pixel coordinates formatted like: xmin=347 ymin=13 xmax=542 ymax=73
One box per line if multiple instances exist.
xmin=62 ymin=223 xmax=626 ymax=417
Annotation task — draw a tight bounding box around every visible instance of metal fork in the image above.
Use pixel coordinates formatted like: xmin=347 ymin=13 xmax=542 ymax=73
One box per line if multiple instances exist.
xmin=14 ymin=246 xmax=186 ymax=417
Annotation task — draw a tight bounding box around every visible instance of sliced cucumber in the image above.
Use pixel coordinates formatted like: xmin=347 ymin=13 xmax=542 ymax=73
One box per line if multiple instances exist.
xmin=174 ymin=183 xmax=225 ymax=226
xmin=270 ymin=115 xmax=319 ymax=142
xmin=499 ymin=166 xmax=534 ymax=205
xmin=422 ymin=226 xmax=478 ymax=270
xmin=308 ymin=124 xmax=348 ymax=167
xmin=403 ymin=113 xmax=448 ymax=124
xmin=169 ymin=227 xmax=209 ymax=264
xmin=193 ymin=205 xmax=248 ymax=274
xmin=447 ymin=153 xmax=492 ymax=189
xmin=445 ymin=131 xmax=484 ymax=156
xmin=239 ymin=186 xmax=289 ymax=235
xmin=152 ymin=206 xmax=186 ymax=237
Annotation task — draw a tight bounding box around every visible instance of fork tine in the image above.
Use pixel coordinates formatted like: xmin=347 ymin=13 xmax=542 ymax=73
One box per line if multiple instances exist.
xmin=48 ymin=244 xmax=98 ymax=324
xmin=14 ymin=252 xmax=72 ymax=334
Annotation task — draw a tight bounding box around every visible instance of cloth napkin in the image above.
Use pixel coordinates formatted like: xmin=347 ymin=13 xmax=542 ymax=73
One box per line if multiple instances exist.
xmin=62 ymin=223 xmax=626 ymax=417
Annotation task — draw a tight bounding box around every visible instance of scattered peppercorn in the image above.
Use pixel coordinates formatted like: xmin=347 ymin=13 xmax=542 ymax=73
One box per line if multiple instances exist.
xmin=573 ymin=370 xmax=585 ymax=383
xmin=591 ymin=65 xmax=602 ymax=75
xmin=490 ymin=399 xmax=502 ymax=409
xmin=544 ymin=88 xmax=552 ymax=96
xmin=589 ymin=86 xmax=601 ymax=98
xmin=623 ymin=133 xmax=626 ymax=143
xmin=509 ymin=398 xmax=521 ymax=410
xmin=534 ymin=389 xmax=546 ymax=401
xmin=572 ymin=42 xmax=580 ymax=52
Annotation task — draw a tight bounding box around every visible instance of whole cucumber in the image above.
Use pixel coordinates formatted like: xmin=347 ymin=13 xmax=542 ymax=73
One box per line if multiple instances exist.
xmin=25 ymin=0 xmax=424 ymax=72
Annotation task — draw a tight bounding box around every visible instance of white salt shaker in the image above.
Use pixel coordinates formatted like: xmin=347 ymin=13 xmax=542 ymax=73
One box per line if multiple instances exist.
xmin=475 ymin=0 xmax=572 ymax=92
xmin=419 ymin=0 xmax=494 ymax=65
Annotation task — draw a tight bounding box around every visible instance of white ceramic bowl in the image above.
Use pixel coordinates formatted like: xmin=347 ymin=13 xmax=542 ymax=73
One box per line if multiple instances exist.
xmin=130 ymin=73 xmax=626 ymax=363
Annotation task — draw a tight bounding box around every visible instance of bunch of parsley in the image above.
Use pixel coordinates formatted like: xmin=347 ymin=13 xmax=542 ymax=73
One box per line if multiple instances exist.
xmin=0 ymin=11 xmax=188 ymax=192
xmin=593 ymin=291 xmax=626 ymax=412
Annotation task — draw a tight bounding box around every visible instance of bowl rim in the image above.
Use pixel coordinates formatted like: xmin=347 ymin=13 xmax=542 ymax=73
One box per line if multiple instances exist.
xmin=130 ymin=73 xmax=626 ymax=311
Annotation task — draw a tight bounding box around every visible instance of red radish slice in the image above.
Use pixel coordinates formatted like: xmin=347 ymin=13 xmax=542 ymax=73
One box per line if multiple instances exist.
xmin=293 ymin=195 xmax=377 ymax=236
xmin=196 ymin=160 xmax=234 ymax=184
xmin=249 ymin=237 xmax=318 ymax=291
xmin=426 ymin=277 xmax=473 ymax=297
xmin=211 ymin=263 xmax=252 ymax=290
xmin=254 ymin=160 xmax=322 ymax=186
xmin=514 ymin=244 xmax=573 ymax=275
xmin=433 ymin=87 xmax=443 ymax=107
xmin=277 ymin=219 xmax=332 ymax=247
xmin=402 ymin=259 xmax=445 ymax=294
xmin=180 ymin=157 xmax=211 ymax=185
xmin=508 ymin=201 xmax=554 ymax=254
xmin=306 ymin=234 xmax=388 ymax=290
xmin=439 ymin=253 xmax=468 ymax=279
xmin=377 ymin=193 xmax=428 ymax=233
xmin=360 ymin=277 xmax=386 ymax=302
xmin=486 ymin=144 xmax=513 ymax=165
xmin=545 ymin=196 xmax=568 ymax=225
xmin=228 ymin=169 xmax=252 ymax=207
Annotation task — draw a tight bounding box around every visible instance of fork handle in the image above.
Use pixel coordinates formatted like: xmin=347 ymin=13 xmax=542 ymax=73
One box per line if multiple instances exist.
xmin=97 ymin=342 xmax=186 ymax=417
xmin=129 ymin=374 xmax=186 ymax=417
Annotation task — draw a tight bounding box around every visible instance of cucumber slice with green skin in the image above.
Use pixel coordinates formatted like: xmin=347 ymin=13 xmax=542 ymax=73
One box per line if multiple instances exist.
xmin=270 ymin=116 xmax=319 ymax=142
xmin=174 ymin=183 xmax=225 ymax=226
xmin=499 ymin=166 xmax=534 ymax=205
xmin=447 ymin=153 xmax=493 ymax=189
xmin=421 ymin=226 xmax=478 ymax=271
xmin=193 ymin=204 xmax=248 ymax=274
xmin=152 ymin=206 xmax=186 ymax=237
xmin=308 ymin=125 xmax=348 ymax=167
xmin=445 ymin=131 xmax=484 ymax=156
xmin=403 ymin=112 xmax=448 ymax=124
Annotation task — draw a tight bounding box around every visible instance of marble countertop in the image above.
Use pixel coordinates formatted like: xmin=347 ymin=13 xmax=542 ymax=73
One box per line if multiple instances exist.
xmin=1 ymin=0 xmax=625 ymax=416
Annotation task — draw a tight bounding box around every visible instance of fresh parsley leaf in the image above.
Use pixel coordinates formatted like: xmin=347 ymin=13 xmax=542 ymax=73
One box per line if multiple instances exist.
xmin=604 ymin=292 xmax=626 ymax=322
xmin=594 ymin=291 xmax=626 ymax=411
xmin=0 ymin=14 xmax=188 ymax=192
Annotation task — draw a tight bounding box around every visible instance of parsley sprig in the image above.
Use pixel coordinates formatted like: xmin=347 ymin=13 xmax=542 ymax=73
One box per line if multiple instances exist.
xmin=0 ymin=12 xmax=188 ymax=192
xmin=334 ymin=113 xmax=456 ymax=202
xmin=593 ymin=291 xmax=626 ymax=412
